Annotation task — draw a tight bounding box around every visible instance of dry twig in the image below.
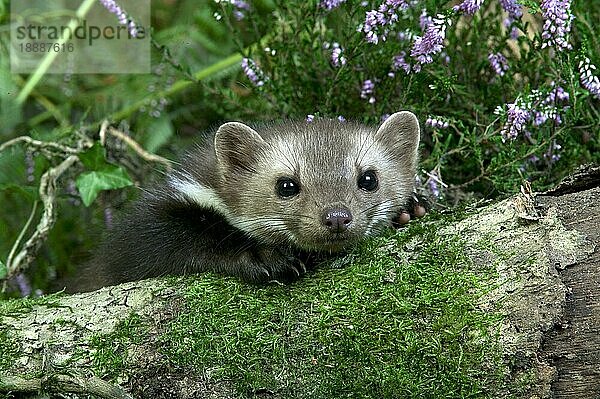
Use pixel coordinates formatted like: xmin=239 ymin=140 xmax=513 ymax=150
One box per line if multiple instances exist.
xmin=5 ymin=155 xmax=79 ymax=280
xmin=0 ymin=136 xmax=79 ymax=156
xmin=101 ymin=121 xmax=172 ymax=170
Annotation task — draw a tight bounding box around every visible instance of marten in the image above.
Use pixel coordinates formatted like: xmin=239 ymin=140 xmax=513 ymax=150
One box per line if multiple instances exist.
xmin=89 ymin=111 xmax=425 ymax=286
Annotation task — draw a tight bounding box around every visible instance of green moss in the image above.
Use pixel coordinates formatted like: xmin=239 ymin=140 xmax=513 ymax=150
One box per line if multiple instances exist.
xmin=159 ymin=219 xmax=505 ymax=398
xmin=0 ymin=329 xmax=19 ymax=373
xmin=88 ymin=313 xmax=147 ymax=380
xmin=0 ymin=292 xmax=63 ymax=316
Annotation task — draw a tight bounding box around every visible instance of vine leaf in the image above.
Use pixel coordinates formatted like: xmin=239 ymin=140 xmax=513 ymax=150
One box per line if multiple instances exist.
xmin=78 ymin=142 xmax=108 ymax=170
xmin=76 ymin=166 xmax=133 ymax=207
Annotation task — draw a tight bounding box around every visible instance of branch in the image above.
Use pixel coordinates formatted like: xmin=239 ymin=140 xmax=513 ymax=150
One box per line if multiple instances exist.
xmin=100 ymin=121 xmax=172 ymax=170
xmin=0 ymin=136 xmax=79 ymax=156
xmin=1 ymin=175 xmax=598 ymax=398
xmin=5 ymin=155 xmax=79 ymax=280
xmin=0 ymin=375 xmax=133 ymax=399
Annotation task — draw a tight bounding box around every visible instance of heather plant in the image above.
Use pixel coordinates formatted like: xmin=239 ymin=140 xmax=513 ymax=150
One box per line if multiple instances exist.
xmin=219 ymin=0 xmax=599 ymax=194
xmin=0 ymin=0 xmax=598 ymax=295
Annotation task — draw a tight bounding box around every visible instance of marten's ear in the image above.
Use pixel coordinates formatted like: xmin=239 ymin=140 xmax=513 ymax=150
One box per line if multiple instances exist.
xmin=215 ymin=122 xmax=265 ymax=173
xmin=374 ymin=111 xmax=420 ymax=171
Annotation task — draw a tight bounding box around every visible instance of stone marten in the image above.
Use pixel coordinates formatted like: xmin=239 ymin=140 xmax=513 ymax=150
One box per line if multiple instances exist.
xmin=90 ymin=111 xmax=424 ymax=286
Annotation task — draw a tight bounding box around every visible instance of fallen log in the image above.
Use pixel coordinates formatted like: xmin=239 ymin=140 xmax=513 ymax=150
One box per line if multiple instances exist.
xmin=1 ymin=166 xmax=598 ymax=399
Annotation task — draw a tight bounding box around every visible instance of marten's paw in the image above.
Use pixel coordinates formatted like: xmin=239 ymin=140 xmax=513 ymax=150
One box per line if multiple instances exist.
xmin=241 ymin=248 xmax=307 ymax=284
xmin=393 ymin=193 xmax=429 ymax=227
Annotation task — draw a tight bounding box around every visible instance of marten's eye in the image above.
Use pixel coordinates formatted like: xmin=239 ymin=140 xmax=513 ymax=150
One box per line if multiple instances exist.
xmin=276 ymin=177 xmax=300 ymax=198
xmin=358 ymin=170 xmax=378 ymax=192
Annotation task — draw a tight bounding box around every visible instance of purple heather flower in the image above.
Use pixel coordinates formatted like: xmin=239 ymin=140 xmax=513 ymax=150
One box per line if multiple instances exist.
xmin=363 ymin=10 xmax=383 ymax=44
xmin=361 ymin=0 xmax=413 ymax=44
xmin=233 ymin=0 xmax=250 ymax=10
xmin=392 ymin=52 xmax=412 ymax=74
xmin=506 ymin=84 xmax=570 ymax=129
xmin=232 ymin=10 xmax=244 ymax=20
xmin=500 ymin=100 xmax=530 ymax=141
xmin=503 ymin=18 xmax=521 ymax=40
xmin=531 ymin=107 xmax=561 ymax=127
xmin=321 ymin=0 xmax=347 ymax=10
xmin=331 ymin=43 xmax=347 ymax=67
xmin=397 ymin=29 xmax=414 ymax=41
xmin=428 ymin=177 xmax=439 ymax=198
xmin=99 ymin=0 xmax=137 ymax=36
xmin=579 ymin=57 xmax=600 ymax=100
xmin=544 ymin=83 xmax=569 ymax=104
xmin=511 ymin=27 xmax=519 ymax=39
xmin=540 ymin=0 xmax=573 ymax=50
xmin=360 ymin=79 xmax=376 ymax=103
xmin=498 ymin=0 xmax=522 ymax=19
xmin=306 ymin=114 xmax=315 ymax=122
xmin=411 ymin=14 xmax=450 ymax=65
xmin=66 ymin=179 xmax=82 ymax=206
xmin=419 ymin=8 xmax=432 ymax=30
xmin=453 ymin=0 xmax=485 ymax=15
xmin=532 ymin=111 xmax=548 ymax=127
xmin=15 ymin=274 xmax=32 ymax=297
xmin=424 ymin=168 xmax=446 ymax=198
xmin=215 ymin=0 xmax=250 ymax=20
xmin=241 ymin=58 xmax=267 ymax=87
xmin=543 ymin=141 xmax=562 ymax=164
xmin=488 ymin=52 xmax=509 ymax=76
xmin=426 ymin=117 xmax=449 ymax=129
xmin=104 ymin=206 xmax=113 ymax=229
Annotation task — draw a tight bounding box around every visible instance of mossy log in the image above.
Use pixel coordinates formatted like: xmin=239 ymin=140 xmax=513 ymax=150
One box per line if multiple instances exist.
xmin=0 ymin=166 xmax=598 ymax=399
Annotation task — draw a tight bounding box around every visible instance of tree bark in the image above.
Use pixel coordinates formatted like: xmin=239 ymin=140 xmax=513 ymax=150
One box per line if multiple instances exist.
xmin=1 ymin=166 xmax=598 ymax=399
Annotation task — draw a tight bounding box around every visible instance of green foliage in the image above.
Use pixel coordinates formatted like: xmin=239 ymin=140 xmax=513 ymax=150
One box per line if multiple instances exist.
xmin=76 ymin=167 xmax=133 ymax=206
xmin=159 ymin=224 xmax=504 ymax=398
xmin=75 ymin=143 xmax=134 ymax=206
xmin=0 ymin=329 xmax=19 ymax=373
xmin=230 ymin=0 xmax=599 ymax=193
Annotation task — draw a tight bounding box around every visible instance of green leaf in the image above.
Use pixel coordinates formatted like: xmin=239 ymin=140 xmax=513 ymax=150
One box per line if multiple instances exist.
xmin=0 ymin=260 xmax=7 ymax=280
xmin=76 ymin=166 xmax=134 ymax=207
xmin=142 ymin=116 xmax=174 ymax=153
xmin=78 ymin=142 xmax=109 ymax=170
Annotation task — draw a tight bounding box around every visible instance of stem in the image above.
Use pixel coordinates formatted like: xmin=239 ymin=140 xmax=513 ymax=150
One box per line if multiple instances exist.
xmin=6 ymin=201 xmax=39 ymax=271
xmin=16 ymin=0 xmax=97 ymax=105
xmin=107 ymin=126 xmax=172 ymax=169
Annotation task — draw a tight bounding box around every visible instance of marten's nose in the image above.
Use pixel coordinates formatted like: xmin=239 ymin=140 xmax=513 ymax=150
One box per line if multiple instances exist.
xmin=322 ymin=208 xmax=353 ymax=233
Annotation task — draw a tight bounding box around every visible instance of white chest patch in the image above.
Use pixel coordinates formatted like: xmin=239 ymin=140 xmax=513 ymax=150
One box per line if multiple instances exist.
xmin=169 ymin=175 xmax=231 ymax=217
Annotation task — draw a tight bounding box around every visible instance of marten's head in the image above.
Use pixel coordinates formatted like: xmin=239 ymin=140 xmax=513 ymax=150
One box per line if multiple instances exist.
xmin=173 ymin=112 xmax=420 ymax=252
